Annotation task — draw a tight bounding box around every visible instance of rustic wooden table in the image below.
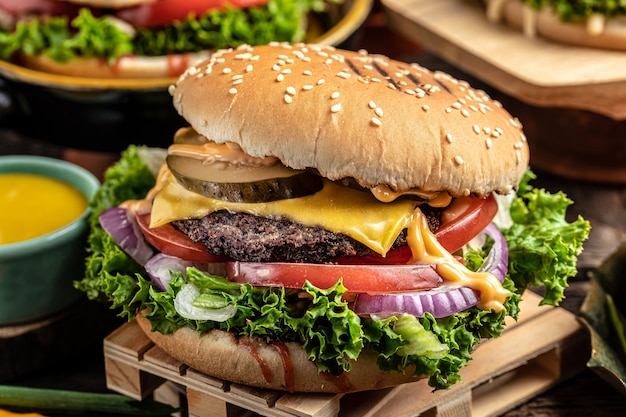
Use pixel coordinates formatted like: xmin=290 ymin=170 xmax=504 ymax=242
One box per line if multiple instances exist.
xmin=1 ymin=5 xmax=625 ymax=415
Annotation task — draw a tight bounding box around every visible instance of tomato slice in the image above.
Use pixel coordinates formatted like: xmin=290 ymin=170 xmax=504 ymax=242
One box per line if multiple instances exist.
xmin=227 ymin=261 xmax=444 ymax=293
xmin=435 ymin=194 xmax=498 ymax=254
xmin=337 ymin=195 xmax=498 ymax=264
xmin=116 ymin=0 xmax=270 ymax=28
xmin=135 ymin=212 xmax=227 ymax=263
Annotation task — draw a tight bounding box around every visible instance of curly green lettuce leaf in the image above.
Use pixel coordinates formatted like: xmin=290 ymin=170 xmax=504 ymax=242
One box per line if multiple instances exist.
xmin=0 ymin=1 xmax=332 ymax=62
xmin=501 ymin=170 xmax=590 ymax=305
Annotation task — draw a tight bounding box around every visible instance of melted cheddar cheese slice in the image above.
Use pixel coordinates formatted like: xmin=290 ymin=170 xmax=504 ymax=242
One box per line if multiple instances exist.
xmin=151 ymin=171 xmax=418 ymax=256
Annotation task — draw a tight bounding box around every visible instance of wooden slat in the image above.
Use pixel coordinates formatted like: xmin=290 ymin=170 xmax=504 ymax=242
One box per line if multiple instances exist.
xmin=381 ymin=0 xmax=626 ymax=119
xmin=104 ymin=320 xmax=153 ymax=359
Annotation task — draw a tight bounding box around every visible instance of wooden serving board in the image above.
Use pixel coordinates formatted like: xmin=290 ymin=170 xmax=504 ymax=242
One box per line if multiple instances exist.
xmin=103 ymin=291 xmax=589 ymax=417
xmin=381 ymin=0 xmax=626 ymax=120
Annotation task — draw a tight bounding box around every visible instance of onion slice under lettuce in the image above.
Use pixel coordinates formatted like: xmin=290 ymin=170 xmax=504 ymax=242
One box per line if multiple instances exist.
xmin=353 ymin=223 xmax=508 ymax=318
xmin=145 ymin=253 xmax=197 ymax=291
xmin=99 ymin=207 xmax=153 ymax=265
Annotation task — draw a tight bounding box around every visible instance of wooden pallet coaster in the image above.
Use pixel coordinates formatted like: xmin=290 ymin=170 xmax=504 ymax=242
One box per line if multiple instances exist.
xmin=103 ymin=291 xmax=590 ymax=417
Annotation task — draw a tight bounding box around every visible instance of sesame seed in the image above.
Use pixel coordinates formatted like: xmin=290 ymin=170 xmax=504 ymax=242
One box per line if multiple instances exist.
xmin=281 ymin=68 xmax=292 ymax=74
xmin=452 ymin=102 xmax=462 ymax=109
xmin=405 ymin=89 xmax=416 ymax=96
xmin=445 ymin=108 xmax=452 ymax=113
xmin=317 ymin=79 xmax=326 ymax=85
xmin=371 ymin=77 xmax=382 ymax=83
xmin=272 ymin=64 xmax=281 ymax=71
xmin=491 ymin=130 xmax=501 ymax=138
xmin=232 ymin=79 xmax=242 ymax=85
xmin=521 ymin=132 xmax=527 ymax=142
xmin=284 ymin=94 xmax=293 ymax=104
xmin=445 ymin=133 xmax=453 ymax=143
xmin=246 ymin=64 xmax=253 ymax=72
xmin=486 ymin=138 xmax=493 ymax=148
xmin=303 ymin=70 xmax=313 ymax=76
xmin=472 ymin=124 xmax=481 ymax=134
xmin=302 ymin=85 xmax=314 ymax=91
xmin=368 ymin=101 xmax=376 ymax=109
xmin=514 ymin=141 xmax=523 ymax=149
xmin=375 ymin=107 xmax=384 ymax=117
xmin=232 ymin=74 xmax=243 ymax=80
xmin=454 ymin=155 xmax=464 ymax=165
xmin=276 ymin=74 xmax=284 ymax=82
xmin=223 ymin=68 xmax=232 ymax=74
xmin=461 ymin=109 xmax=470 ymax=117
xmin=330 ymin=103 xmax=342 ymax=113
xmin=286 ymin=86 xmax=297 ymax=95
xmin=371 ymin=117 xmax=382 ymax=127
xmin=229 ymin=88 xmax=238 ymax=94
xmin=463 ymin=188 xmax=471 ymax=196
xmin=337 ymin=72 xmax=351 ymax=79
xmin=422 ymin=104 xmax=430 ymax=112
xmin=331 ymin=91 xmax=340 ymax=99
xmin=483 ymin=127 xmax=492 ymax=135
xmin=516 ymin=150 xmax=522 ymax=164
xmin=325 ymin=58 xmax=333 ymax=65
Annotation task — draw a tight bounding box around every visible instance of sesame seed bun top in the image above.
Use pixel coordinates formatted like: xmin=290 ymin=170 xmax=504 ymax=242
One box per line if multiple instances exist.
xmin=169 ymin=43 xmax=529 ymax=197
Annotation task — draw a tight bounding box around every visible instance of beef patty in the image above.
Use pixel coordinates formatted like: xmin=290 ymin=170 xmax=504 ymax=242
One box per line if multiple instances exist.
xmin=173 ymin=207 xmax=442 ymax=263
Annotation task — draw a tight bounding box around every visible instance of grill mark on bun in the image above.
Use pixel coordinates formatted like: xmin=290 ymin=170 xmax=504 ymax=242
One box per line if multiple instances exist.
xmin=344 ymin=58 xmax=362 ymax=77
xmin=434 ymin=78 xmax=452 ymax=95
xmin=372 ymin=61 xmax=401 ymax=91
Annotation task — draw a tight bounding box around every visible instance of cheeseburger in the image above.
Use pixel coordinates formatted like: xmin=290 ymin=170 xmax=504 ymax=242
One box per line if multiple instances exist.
xmin=484 ymin=0 xmax=626 ymax=50
xmin=77 ymin=43 xmax=590 ymax=393
xmin=0 ymin=0 xmax=332 ymax=78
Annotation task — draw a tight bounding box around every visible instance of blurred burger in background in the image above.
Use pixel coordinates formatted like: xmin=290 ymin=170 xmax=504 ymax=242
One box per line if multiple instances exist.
xmin=484 ymin=0 xmax=626 ymax=50
xmin=0 ymin=0 xmax=341 ymax=78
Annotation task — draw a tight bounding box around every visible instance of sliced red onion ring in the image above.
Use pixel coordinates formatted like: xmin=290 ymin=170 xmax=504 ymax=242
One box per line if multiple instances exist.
xmin=353 ymin=223 xmax=508 ymax=319
xmin=99 ymin=207 xmax=153 ymax=265
xmin=145 ymin=253 xmax=196 ymax=291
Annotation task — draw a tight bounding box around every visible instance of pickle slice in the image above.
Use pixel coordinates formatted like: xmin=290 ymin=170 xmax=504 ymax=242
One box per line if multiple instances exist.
xmin=166 ymin=155 xmax=323 ymax=203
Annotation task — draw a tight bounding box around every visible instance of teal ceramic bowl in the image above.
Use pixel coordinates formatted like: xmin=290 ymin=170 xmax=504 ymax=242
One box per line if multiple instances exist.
xmin=0 ymin=155 xmax=100 ymax=325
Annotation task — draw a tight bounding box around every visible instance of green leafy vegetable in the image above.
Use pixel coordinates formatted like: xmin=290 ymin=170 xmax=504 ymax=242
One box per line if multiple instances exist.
xmin=0 ymin=1 xmax=332 ymax=62
xmin=75 ymin=147 xmax=589 ymax=390
xmin=501 ymin=170 xmax=590 ymax=305
xmin=522 ymin=0 xmax=626 ymax=23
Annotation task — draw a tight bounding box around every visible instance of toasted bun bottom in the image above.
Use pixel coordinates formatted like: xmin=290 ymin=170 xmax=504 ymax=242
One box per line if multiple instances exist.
xmin=136 ymin=312 xmax=425 ymax=393
xmin=489 ymin=0 xmax=626 ymax=50
xmin=19 ymin=52 xmax=211 ymax=79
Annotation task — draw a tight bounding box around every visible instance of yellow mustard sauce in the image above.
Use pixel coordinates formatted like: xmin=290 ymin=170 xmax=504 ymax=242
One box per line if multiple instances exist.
xmin=0 ymin=173 xmax=87 ymax=244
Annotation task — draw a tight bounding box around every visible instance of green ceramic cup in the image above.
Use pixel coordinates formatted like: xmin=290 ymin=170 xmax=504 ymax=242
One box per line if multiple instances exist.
xmin=0 ymin=155 xmax=100 ymax=325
